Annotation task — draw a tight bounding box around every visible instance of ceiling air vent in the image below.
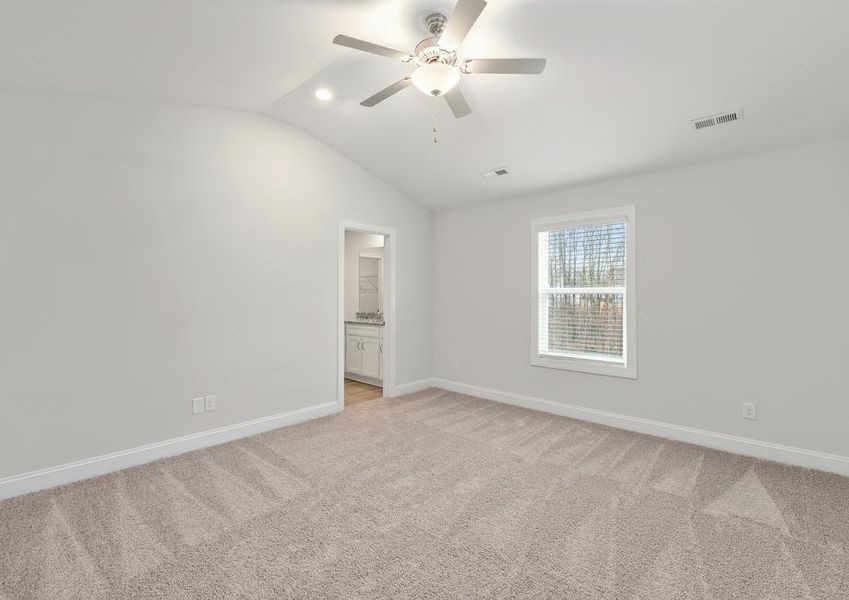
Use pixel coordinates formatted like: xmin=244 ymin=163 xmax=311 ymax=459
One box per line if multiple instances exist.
xmin=690 ymin=109 xmax=743 ymax=132
xmin=482 ymin=167 xmax=509 ymax=179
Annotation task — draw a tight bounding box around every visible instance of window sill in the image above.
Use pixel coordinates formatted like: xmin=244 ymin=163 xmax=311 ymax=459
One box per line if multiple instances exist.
xmin=531 ymin=354 xmax=637 ymax=379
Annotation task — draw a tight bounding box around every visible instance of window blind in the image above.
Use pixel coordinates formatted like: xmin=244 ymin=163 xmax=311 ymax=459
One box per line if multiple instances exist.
xmin=537 ymin=220 xmax=627 ymax=364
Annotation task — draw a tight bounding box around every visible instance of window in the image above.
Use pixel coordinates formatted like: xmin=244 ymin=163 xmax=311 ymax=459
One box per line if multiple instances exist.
xmin=531 ymin=206 xmax=636 ymax=378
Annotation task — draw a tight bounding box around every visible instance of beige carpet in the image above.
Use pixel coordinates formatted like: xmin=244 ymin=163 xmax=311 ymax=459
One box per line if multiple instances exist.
xmin=1 ymin=389 xmax=848 ymax=599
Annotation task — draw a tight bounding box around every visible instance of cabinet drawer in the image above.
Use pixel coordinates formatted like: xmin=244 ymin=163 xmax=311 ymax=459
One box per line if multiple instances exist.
xmin=347 ymin=324 xmax=381 ymax=338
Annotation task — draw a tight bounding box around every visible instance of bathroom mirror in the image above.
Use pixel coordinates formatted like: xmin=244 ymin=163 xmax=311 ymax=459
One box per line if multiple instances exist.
xmin=358 ymin=255 xmax=381 ymax=313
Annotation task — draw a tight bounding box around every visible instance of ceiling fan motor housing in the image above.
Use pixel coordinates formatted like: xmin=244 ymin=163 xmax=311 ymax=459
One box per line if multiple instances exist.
xmin=415 ymin=12 xmax=452 ymax=58
xmin=415 ymin=45 xmax=456 ymax=65
xmin=425 ymin=13 xmax=447 ymax=36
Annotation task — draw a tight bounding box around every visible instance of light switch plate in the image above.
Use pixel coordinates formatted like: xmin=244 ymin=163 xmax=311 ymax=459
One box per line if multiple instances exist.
xmin=742 ymin=402 xmax=757 ymax=420
xmin=204 ymin=395 xmax=217 ymax=412
xmin=192 ymin=397 xmax=205 ymax=415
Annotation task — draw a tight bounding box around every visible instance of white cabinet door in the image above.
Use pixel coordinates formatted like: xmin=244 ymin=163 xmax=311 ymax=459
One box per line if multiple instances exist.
xmin=345 ymin=335 xmax=362 ymax=375
xmin=360 ymin=337 xmax=381 ymax=379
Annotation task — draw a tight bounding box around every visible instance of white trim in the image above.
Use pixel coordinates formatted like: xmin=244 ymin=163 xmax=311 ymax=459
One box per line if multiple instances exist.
xmin=0 ymin=402 xmax=339 ymax=501
xmin=530 ymin=206 xmax=638 ymax=379
xmin=531 ymin=207 xmax=632 ymax=230
xmin=431 ymin=378 xmax=849 ymax=477
xmin=339 ymin=222 xmax=397 ymax=409
xmin=389 ymin=378 xmax=433 ymax=397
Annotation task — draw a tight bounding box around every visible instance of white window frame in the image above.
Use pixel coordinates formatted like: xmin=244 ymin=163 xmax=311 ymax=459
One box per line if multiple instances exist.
xmin=530 ymin=206 xmax=637 ymax=379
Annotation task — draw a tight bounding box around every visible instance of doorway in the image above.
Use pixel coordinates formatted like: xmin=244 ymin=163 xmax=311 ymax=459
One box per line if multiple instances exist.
xmin=338 ymin=223 xmax=396 ymax=409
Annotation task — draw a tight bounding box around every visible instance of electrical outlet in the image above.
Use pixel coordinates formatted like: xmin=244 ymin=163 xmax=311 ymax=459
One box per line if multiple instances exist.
xmin=450 ymin=359 xmax=459 ymax=370
xmin=204 ymin=395 xmax=217 ymax=412
xmin=742 ymin=402 xmax=757 ymax=420
xmin=192 ymin=397 xmax=205 ymax=415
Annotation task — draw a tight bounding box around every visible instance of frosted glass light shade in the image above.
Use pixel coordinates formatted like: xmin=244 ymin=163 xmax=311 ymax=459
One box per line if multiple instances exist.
xmin=411 ymin=63 xmax=460 ymax=97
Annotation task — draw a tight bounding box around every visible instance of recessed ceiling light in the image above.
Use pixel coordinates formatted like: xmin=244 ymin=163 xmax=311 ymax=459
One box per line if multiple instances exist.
xmin=315 ymin=88 xmax=333 ymax=101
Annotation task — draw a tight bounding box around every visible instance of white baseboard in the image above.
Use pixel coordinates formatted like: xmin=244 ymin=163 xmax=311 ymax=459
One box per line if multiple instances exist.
xmin=389 ymin=378 xmax=434 ymax=397
xmin=344 ymin=373 xmax=384 ymax=388
xmin=431 ymin=378 xmax=849 ymax=477
xmin=7 ymin=379 xmax=846 ymax=501
xmin=0 ymin=402 xmax=340 ymax=501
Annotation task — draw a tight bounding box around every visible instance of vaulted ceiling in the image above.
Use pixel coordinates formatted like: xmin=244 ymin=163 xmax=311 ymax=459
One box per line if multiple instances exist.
xmin=3 ymin=0 xmax=849 ymax=210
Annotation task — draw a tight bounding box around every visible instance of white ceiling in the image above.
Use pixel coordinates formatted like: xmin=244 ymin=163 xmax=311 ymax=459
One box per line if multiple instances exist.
xmin=2 ymin=0 xmax=849 ymax=210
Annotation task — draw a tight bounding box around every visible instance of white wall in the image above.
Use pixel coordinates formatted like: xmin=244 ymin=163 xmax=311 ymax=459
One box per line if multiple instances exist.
xmin=0 ymin=91 xmax=432 ymax=480
xmin=433 ymin=139 xmax=849 ymax=458
xmin=344 ymin=232 xmax=383 ymax=320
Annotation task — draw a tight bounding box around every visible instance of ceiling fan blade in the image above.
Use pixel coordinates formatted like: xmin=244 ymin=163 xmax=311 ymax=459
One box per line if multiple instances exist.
xmin=464 ymin=58 xmax=547 ymax=74
xmin=439 ymin=0 xmax=487 ymax=50
xmin=444 ymin=86 xmax=472 ymax=118
xmin=333 ymin=35 xmax=411 ymax=61
xmin=360 ymin=78 xmax=412 ymax=107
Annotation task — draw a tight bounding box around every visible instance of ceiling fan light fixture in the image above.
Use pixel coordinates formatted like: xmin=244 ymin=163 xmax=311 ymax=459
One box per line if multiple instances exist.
xmin=411 ymin=63 xmax=460 ymax=97
xmin=332 ymin=0 xmax=548 ymax=117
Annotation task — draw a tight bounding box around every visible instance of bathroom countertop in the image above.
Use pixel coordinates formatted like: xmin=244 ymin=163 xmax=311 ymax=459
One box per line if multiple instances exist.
xmin=345 ymin=320 xmax=385 ymax=326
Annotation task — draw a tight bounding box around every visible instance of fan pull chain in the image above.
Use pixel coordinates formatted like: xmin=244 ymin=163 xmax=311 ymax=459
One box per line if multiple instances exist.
xmin=432 ymin=97 xmax=439 ymax=145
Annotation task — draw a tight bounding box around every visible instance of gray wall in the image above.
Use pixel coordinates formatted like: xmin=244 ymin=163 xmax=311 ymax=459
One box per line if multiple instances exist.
xmin=0 ymin=91 xmax=432 ymax=479
xmin=433 ymin=139 xmax=849 ymax=457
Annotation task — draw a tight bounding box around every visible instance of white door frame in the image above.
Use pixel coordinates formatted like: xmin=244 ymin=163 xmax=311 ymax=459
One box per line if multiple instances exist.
xmin=338 ymin=221 xmax=397 ymax=409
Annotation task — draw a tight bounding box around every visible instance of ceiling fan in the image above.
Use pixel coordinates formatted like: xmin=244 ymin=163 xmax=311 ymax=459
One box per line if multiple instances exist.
xmin=332 ymin=0 xmax=546 ymax=119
